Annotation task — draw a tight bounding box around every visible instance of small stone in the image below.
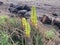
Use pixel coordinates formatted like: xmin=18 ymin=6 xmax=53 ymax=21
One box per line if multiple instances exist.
xmin=18 ymin=10 xmax=27 ymax=15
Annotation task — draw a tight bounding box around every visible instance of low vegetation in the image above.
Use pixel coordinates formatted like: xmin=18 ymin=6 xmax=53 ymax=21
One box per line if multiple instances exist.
xmin=0 ymin=6 xmax=56 ymax=45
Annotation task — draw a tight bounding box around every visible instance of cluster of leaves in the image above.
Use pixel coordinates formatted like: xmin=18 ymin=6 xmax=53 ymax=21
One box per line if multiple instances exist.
xmin=0 ymin=29 xmax=13 ymax=45
xmin=31 ymin=26 xmax=43 ymax=45
xmin=45 ymin=29 xmax=56 ymax=39
xmin=0 ymin=15 xmax=9 ymax=25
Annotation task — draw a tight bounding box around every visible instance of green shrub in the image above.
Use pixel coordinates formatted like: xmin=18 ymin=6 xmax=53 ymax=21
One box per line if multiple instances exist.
xmin=45 ymin=30 xmax=56 ymax=39
xmin=0 ymin=31 xmax=9 ymax=45
xmin=0 ymin=15 xmax=9 ymax=25
xmin=9 ymin=17 xmax=21 ymax=27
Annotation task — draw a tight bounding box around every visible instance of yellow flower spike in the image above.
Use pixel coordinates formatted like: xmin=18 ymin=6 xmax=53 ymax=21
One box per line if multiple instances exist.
xmin=21 ymin=18 xmax=27 ymax=27
xmin=21 ymin=18 xmax=31 ymax=37
xmin=31 ymin=6 xmax=38 ymax=26
xmin=25 ymin=23 xmax=31 ymax=38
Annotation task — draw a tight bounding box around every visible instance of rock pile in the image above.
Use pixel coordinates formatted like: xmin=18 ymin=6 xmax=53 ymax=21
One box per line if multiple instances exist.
xmin=8 ymin=3 xmax=31 ymax=19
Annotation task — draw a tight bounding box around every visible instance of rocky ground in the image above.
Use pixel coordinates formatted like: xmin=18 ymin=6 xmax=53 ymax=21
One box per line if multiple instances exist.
xmin=0 ymin=0 xmax=60 ymax=31
xmin=0 ymin=0 xmax=60 ymax=45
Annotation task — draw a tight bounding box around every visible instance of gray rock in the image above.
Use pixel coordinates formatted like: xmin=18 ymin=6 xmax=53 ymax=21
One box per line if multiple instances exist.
xmin=18 ymin=10 xmax=27 ymax=15
xmin=24 ymin=12 xmax=30 ymax=19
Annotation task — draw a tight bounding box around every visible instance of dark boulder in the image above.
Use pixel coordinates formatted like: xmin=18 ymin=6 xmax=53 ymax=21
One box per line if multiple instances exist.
xmin=0 ymin=1 xmax=3 ymax=5
xmin=54 ymin=18 xmax=60 ymax=29
xmin=10 ymin=3 xmax=16 ymax=8
xmin=41 ymin=15 xmax=60 ymax=29
xmin=23 ymin=5 xmax=31 ymax=11
xmin=15 ymin=5 xmax=24 ymax=11
xmin=54 ymin=22 xmax=60 ymax=29
xmin=8 ymin=7 xmax=18 ymax=13
xmin=41 ymin=15 xmax=51 ymax=24
xmin=24 ymin=12 xmax=30 ymax=19
xmin=52 ymin=13 xmax=58 ymax=16
xmin=9 ymin=4 xmax=31 ymax=13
